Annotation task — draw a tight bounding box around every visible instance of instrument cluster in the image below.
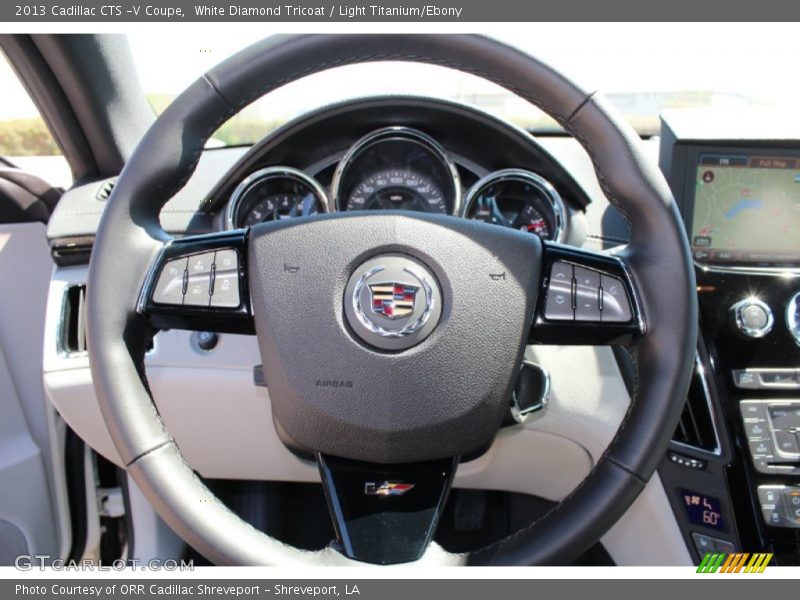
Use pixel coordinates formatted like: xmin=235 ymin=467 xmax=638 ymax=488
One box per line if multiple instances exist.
xmin=226 ymin=126 xmax=568 ymax=243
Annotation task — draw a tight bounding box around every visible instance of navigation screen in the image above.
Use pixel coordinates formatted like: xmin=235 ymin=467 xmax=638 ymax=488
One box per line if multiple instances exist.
xmin=691 ymin=154 xmax=800 ymax=265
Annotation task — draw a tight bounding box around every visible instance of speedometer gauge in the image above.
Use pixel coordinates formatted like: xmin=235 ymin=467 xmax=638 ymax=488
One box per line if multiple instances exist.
xmin=333 ymin=127 xmax=460 ymax=214
xmin=463 ymin=169 xmax=566 ymax=242
xmin=346 ymin=169 xmax=447 ymax=213
xmin=227 ymin=166 xmax=328 ymax=229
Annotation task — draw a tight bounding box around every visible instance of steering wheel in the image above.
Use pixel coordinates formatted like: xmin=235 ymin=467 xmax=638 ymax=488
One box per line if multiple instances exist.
xmin=86 ymin=34 xmax=696 ymax=566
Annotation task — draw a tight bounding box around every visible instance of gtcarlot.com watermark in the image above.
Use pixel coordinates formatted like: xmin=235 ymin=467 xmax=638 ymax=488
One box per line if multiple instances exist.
xmin=14 ymin=555 xmax=194 ymax=571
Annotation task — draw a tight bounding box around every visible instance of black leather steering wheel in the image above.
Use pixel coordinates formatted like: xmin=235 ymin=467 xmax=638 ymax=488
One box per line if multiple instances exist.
xmin=86 ymin=34 xmax=697 ymax=566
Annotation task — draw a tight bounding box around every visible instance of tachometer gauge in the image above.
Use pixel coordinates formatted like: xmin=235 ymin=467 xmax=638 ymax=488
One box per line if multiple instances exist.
xmin=463 ymin=169 xmax=566 ymax=242
xmin=227 ymin=166 xmax=328 ymax=229
xmin=346 ymin=169 xmax=447 ymax=213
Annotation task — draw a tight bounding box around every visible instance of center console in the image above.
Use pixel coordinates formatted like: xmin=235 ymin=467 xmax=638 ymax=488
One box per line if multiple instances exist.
xmin=658 ymin=110 xmax=800 ymax=564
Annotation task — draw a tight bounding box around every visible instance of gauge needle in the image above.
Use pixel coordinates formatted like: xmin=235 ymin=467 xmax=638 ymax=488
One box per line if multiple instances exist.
xmin=300 ymin=193 xmax=316 ymax=216
xmin=526 ymin=219 xmax=547 ymax=233
xmin=480 ymin=196 xmax=507 ymax=227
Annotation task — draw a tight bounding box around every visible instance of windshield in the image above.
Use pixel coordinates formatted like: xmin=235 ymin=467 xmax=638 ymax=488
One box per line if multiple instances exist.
xmin=129 ymin=25 xmax=799 ymax=143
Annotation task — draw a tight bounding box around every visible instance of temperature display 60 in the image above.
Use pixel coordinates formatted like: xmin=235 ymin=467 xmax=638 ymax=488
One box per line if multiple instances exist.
xmin=680 ymin=488 xmax=726 ymax=531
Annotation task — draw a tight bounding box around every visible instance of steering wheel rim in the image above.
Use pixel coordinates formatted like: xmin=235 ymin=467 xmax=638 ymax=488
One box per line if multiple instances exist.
xmin=86 ymin=34 xmax=697 ymax=566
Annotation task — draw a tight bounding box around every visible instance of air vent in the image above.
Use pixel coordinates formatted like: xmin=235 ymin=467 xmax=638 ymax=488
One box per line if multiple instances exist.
xmin=50 ymin=235 xmax=94 ymax=266
xmin=60 ymin=285 xmax=87 ymax=355
xmin=95 ymin=179 xmax=116 ymax=201
xmin=59 ymin=284 xmax=153 ymax=356
xmin=672 ymin=358 xmax=720 ymax=453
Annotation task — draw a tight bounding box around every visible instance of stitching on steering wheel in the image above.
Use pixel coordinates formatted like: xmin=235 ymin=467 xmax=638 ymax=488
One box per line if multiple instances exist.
xmin=563 ymin=126 xmax=634 ymax=237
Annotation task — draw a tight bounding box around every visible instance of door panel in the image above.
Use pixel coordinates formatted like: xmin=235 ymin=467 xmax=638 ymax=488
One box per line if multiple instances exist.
xmin=0 ymin=222 xmax=69 ymax=563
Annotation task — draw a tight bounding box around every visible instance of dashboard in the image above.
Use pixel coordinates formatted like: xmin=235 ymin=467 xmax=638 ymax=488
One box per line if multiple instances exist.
xmin=43 ymin=96 xmax=699 ymax=567
xmin=225 ymin=125 xmax=567 ymax=241
xmin=659 ymin=112 xmax=800 ymax=567
xmin=203 ymin=97 xmax=589 ymax=246
xmin=203 ymin=104 xmax=800 ymax=565
xmin=38 ymin=93 xmax=800 ymax=567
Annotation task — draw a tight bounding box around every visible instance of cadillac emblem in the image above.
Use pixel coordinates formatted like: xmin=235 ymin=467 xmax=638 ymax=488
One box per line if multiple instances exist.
xmin=344 ymin=254 xmax=443 ymax=351
xmin=368 ymin=282 xmax=419 ymax=319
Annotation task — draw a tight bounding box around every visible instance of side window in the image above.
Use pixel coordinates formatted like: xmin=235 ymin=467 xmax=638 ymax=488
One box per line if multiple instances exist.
xmin=0 ymin=50 xmax=72 ymax=188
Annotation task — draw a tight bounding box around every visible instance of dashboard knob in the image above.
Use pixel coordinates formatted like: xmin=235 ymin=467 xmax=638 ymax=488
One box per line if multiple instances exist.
xmin=731 ymin=298 xmax=774 ymax=338
xmin=193 ymin=331 xmax=219 ymax=352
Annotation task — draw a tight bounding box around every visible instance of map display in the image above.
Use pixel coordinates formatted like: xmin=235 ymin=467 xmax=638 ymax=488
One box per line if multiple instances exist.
xmin=691 ymin=155 xmax=800 ymax=265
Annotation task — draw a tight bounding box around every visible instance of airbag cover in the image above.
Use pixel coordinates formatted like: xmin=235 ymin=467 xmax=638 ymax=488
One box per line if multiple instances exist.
xmin=248 ymin=212 xmax=541 ymax=463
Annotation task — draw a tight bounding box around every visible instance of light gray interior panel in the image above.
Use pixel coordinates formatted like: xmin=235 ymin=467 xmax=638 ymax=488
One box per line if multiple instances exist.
xmin=0 ymin=520 xmax=28 ymax=566
xmin=0 ymin=223 xmax=69 ymax=561
xmin=47 ymin=147 xmax=249 ymax=239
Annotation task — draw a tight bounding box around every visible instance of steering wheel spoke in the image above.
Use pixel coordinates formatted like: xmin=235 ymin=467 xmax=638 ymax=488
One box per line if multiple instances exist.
xmin=137 ymin=229 xmax=254 ymax=334
xmin=317 ymin=453 xmax=458 ymax=565
xmin=530 ymin=242 xmax=645 ymax=346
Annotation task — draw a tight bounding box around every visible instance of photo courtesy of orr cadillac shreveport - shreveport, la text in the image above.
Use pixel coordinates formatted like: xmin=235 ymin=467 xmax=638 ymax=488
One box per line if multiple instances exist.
xmin=16 ymin=584 xmax=281 ymax=597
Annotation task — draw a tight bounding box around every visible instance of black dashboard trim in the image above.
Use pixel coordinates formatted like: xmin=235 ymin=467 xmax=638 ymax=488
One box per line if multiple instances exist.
xmin=199 ymin=95 xmax=593 ymax=220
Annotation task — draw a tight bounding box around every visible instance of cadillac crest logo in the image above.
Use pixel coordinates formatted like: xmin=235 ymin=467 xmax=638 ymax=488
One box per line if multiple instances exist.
xmin=368 ymin=282 xmax=419 ymax=319
xmin=344 ymin=255 xmax=443 ymax=351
